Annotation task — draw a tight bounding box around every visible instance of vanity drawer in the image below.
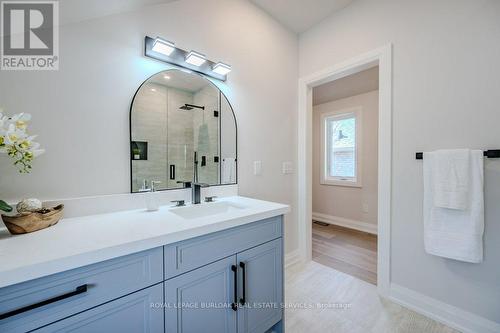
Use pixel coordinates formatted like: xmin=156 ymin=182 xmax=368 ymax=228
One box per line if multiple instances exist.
xmin=164 ymin=215 xmax=282 ymax=279
xmin=33 ymin=283 xmax=164 ymax=333
xmin=0 ymin=247 xmax=163 ymax=333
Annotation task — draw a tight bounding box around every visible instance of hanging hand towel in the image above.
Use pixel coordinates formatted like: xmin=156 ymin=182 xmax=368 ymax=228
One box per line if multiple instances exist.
xmin=423 ymin=150 xmax=484 ymax=263
xmin=432 ymin=149 xmax=470 ymax=210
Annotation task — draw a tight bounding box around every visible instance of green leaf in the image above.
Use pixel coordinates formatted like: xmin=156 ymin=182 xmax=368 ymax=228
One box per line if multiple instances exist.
xmin=0 ymin=200 xmax=13 ymax=213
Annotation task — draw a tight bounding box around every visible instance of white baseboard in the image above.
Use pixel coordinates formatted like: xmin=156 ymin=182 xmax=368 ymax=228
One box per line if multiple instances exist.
xmin=285 ymin=249 xmax=303 ymax=268
xmin=312 ymin=212 xmax=377 ymax=235
xmin=389 ymin=283 xmax=500 ymax=333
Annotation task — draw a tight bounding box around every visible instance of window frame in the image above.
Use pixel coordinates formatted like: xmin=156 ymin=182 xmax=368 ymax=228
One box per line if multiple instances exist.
xmin=320 ymin=106 xmax=363 ymax=187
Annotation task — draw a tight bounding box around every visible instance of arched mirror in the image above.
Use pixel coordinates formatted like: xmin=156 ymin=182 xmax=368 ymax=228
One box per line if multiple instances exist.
xmin=130 ymin=69 xmax=237 ymax=192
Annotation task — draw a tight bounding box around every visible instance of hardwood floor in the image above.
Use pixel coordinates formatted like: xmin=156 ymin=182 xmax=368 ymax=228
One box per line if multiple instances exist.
xmin=285 ymin=261 xmax=459 ymax=333
xmin=312 ymin=221 xmax=378 ymax=284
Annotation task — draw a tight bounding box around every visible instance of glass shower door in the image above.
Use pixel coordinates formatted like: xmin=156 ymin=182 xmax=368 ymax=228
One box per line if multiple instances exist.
xmin=167 ymin=89 xmax=195 ymax=189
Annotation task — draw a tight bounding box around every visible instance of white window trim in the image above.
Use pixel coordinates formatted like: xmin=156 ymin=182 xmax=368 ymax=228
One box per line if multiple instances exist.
xmin=320 ymin=106 xmax=363 ymax=187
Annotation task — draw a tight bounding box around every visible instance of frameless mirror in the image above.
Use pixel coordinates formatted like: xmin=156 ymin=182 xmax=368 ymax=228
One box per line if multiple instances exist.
xmin=130 ymin=69 xmax=237 ymax=192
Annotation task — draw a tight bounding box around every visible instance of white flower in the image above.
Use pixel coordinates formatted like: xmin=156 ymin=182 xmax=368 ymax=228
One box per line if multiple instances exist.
xmin=0 ymin=111 xmax=7 ymax=133
xmin=9 ymin=113 xmax=31 ymax=130
xmin=0 ymin=111 xmax=44 ymax=173
xmin=4 ymin=124 xmax=26 ymax=144
xmin=10 ymin=113 xmax=31 ymax=122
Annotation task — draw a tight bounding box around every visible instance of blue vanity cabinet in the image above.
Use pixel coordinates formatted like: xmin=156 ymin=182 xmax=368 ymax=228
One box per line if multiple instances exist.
xmin=164 ymin=256 xmax=238 ymax=333
xmin=237 ymin=238 xmax=283 ymax=333
xmin=33 ymin=283 xmax=164 ymax=333
xmin=164 ymin=217 xmax=284 ymax=333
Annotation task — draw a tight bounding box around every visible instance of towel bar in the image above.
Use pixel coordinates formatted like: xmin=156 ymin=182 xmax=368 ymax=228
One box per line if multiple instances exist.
xmin=416 ymin=150 xmax=500 ymax=160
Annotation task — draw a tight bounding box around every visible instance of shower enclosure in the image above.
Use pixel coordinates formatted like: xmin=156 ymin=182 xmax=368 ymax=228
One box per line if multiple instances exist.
xmin=130 ymin=69 xmax=236 ymax=192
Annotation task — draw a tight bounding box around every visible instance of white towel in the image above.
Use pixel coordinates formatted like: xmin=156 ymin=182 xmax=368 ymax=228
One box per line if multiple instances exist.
xmin=222 ymin=158 xmax=236 ymax=184
xmin=432 ymin=149 xmax=470 ymax=210
xmin=423 ymin=150 xmax=484 ymax=263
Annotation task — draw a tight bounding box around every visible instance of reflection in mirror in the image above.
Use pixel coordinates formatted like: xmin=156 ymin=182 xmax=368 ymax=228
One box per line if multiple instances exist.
xmin=130 ymin=69 xmax=237 ymax=193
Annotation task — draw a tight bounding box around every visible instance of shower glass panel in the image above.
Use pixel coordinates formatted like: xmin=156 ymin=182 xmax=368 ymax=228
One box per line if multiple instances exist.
xmin=166 ymin=88 xmax=196 ymax=189
xmin=191 ymin=86 xmax=219 ymax=185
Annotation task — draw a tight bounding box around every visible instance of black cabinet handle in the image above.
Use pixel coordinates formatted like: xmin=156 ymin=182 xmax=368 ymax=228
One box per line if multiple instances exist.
xmin=231 ymin=265 xmax=238 ymax=311
xmin=239 ymin=262 xmax=246 ymax=305
xmin=0 ymin=284 xmax=88 ymax=320
xmin=169 ymin=165 xmax=175 ymax=180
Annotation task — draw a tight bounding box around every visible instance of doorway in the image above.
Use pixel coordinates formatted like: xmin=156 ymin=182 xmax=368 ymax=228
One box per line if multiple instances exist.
xmin=311 ymin=67 xmax=379 ymax=284
xmin=297 ymin=45 xmax=392 ymax=296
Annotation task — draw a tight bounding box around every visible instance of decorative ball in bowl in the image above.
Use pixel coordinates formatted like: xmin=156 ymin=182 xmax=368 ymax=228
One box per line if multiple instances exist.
xmin=1 ymin=204 xmax=64 ymax=235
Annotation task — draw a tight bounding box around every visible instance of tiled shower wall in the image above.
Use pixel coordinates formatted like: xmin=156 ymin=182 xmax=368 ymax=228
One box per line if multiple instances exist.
xmin=131 ymin=82 xmax=169 ymax=191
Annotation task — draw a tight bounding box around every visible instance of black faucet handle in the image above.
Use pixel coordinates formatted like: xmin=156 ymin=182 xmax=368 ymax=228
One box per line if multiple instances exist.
xmin=171 ymin=200 xmax=185 ymax=207
xmin=204 ymin=196 xmax=217 ymax=203
xmin=193 ymin=183 xmax=209 ymax=188
xmin=176 ymin=181 xmax=192 ymax=188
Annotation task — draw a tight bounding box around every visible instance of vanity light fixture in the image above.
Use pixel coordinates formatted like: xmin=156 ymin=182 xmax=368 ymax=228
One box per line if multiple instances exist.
xmin=185 ymin=51 xmax=206 ymax=67
xmin=151 ymin=37 xmax=175 ymax=56
xmin=212 ymin=62 xmax=231 ymax=75
xmin=144 ymin=36 xmax=230 ymax=81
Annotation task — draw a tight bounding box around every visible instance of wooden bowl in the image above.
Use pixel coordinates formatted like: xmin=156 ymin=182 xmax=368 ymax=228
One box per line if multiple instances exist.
xmin=2 ymin=204 xmax=64 ymax=234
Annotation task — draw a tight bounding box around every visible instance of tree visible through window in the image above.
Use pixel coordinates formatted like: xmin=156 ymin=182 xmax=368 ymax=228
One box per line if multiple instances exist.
xmin=322 ymin=110 xmax=361 ymax=186
xmin=327 ymin=115 xmax=356 ymax=178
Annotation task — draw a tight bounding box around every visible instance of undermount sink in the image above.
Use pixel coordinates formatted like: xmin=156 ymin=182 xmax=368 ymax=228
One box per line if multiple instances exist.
xmin=170 ymin=201 xmax=247 ymax=219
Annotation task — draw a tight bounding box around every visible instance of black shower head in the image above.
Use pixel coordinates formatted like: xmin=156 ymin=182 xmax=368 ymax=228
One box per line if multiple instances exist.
xmin=179 ymin=103 xmax=205 ymax=111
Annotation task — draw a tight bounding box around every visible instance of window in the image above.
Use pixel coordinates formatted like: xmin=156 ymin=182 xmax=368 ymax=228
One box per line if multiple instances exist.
xmin=320 ymin=108 xmax=362 ymax=187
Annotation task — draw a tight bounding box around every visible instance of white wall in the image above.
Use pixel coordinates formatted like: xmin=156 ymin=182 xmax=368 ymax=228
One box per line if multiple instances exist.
xmin=313 ymin=90 xmax=378 ymax=225
xmin=0 ymin=0 xmax=298 ymax=252
xmin=300 ymin=0 xmax=500 ymax=323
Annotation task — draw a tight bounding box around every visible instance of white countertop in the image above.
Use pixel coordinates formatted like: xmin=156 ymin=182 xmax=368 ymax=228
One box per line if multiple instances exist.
xmin=0 ymin=196 xmax=289 ymax=288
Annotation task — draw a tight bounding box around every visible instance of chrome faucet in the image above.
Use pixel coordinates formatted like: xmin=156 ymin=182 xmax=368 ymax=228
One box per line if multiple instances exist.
xmin=192 ymin=183 xmax=208 ymax=204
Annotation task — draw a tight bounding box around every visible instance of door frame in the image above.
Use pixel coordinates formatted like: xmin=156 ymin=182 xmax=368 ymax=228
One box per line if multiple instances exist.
xmin=297 ymin=44 xmax=392 ymax=296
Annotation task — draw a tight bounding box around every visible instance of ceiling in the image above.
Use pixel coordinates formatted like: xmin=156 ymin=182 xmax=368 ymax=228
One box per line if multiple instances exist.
xmin=59 ymin=0 xmax=178 ymax=26
xmin=313 ymin=66 xmax=379 ymax=106
xmin=59 ymin=0 xmax=352 ymax=33
xmin=250 ymin=0 xmax=354 ymax=33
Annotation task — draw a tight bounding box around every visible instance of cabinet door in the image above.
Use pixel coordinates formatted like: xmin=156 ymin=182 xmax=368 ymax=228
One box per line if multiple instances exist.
xmin=165 ymin=256 xmax=237 ymax=333
xmin=34 ymin=283 xmax=164 ymax=333
xmin=237 ymin=239 xmax=283 ymax=333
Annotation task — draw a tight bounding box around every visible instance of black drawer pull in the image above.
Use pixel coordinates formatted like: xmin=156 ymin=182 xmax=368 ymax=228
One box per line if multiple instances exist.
xmin=231 ymin=265 xmax=238 ymax=311
xmin=239 ymin=262 xmax=246 ymax=305
xmin=0 ymin=284 xmax=88 ymax=320
xmin=169 ymin=165 xmax=175 ymax=180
